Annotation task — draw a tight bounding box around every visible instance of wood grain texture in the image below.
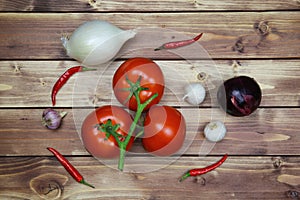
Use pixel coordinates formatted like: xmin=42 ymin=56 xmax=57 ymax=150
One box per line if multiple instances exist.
xmin=0 ymin=60 xmax=299 ymax=107
xmin=0 ymin=12 xmax=299 ymax=59
xmin=0 ymin=156 xmax=299 ymax=199
xmin=0 ymin=108 xmax=299 ymax=156
xmin=1 ymin=0 xmax=299 ymax=199
xmin=0 ymin=0 xmax=300 ymax=12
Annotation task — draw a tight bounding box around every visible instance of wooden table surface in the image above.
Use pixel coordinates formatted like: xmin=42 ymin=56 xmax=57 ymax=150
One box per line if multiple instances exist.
xmin=1 ymin=0 xmax=300 ymax=199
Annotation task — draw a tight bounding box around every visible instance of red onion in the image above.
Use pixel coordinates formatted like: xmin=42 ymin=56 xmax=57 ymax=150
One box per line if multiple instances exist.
xmin=42 ymin=108 xmax=67 ymax=130
xmin=217 ymin=76 xmax=262 ymax=117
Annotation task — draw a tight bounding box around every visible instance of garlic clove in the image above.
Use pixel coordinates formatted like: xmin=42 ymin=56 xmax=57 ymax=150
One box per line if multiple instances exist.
xmin=183 ymin=83 xmax=206 ymax=105
xmin=204 ymin=121 xmax=226 ymax=142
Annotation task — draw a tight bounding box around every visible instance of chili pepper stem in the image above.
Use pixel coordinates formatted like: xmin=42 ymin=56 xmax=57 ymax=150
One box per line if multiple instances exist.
xmin=80 ymin=67 xmax=97 ymax=72
xmin=154 ymin=46 xmax=164 ymax=51
xmin=179 ymin=172 xmax=191 ymax=182
xmin=80 ymin=179 xmax=95 ymax=188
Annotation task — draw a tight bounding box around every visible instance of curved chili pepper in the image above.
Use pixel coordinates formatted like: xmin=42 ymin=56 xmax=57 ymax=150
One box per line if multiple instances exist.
xmin=179 ymin=154 xmax=228 ymax=182
xmin=47 ymin=147 xmax=95 ymax=188
xmin=154 ymin=33 xmax=203 ymax=51
xmin=51 ymin=66 xmax=96 ymax=106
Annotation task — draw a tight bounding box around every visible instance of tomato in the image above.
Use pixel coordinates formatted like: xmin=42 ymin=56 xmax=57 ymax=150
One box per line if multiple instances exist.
xmin=142 ymin=105 xmax=186 ymax=156
xmin=81 ymin=105 xmax=134 ymax=159
xmin=112 ymin=57 xmax=165 ymax=111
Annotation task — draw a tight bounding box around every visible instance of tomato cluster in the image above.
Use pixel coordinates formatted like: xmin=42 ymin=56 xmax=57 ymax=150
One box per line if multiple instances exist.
xmin=81 ymin=57 xmax=186 ymax=169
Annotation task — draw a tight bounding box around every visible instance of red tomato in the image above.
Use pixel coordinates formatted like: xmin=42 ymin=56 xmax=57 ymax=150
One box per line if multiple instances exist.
xmin=112 ymin=57 xmax=164 ymax=111
xmin=142 ymin=105 xmax=186 ymax=156
xmin=81 ymin=105 xmax=134 ymax=159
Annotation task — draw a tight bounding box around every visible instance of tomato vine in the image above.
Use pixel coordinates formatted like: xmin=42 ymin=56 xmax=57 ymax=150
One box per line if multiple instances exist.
xmin=100 ymin=75 xmax=158 ymax=171
xmin=118 ymin=82 xmax=158 ymax=170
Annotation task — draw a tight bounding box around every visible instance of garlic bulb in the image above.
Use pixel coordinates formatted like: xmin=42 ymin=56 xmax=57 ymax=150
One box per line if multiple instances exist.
xmin=204 ymin=121 xmax=226 ymax=142
xmin=42 ymin=108 xmax=67 ymax=130
xmin=62 ymin=20 xmax=136 ymax=65
xmin=183 ymin=83 xmax=206 ymax=105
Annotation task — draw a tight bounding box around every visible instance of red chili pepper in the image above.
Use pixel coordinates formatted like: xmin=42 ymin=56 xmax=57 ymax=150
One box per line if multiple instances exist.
xmin=179 ymin=154 xmax=228 ymax=182
xmin=154 ymin=33 xmax=203 ymax=51
xmin=51 ymin=66 xmax=96 ymax=106
xmin=47 ymin=147 xmax=95 ymax=188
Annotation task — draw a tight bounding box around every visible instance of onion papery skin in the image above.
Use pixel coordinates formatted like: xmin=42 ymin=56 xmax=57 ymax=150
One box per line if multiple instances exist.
xmin=62 ymin=20 xmax=136 ymax=65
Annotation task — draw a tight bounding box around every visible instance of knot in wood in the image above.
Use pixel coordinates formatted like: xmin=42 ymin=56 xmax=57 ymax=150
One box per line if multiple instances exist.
xmin=254 ymin=21 xmax=270 ymax=36
xmin=232 ymin=39 xmax=244 ymax=53
xmin=197 ymin=72 xmax=207 ymax=82
xmin=193 ymin=176 xmax=206 ymax=185
xmin=13 ymin=64 xmax=22 ymax=74
xmin=286 ymin=190 xmax=299 ymax=199
xmin=231 ymin=60 xmax=241 ymax=75
xmin=88 ymin=0 xmax=101 ymax=8
xmin=89 ymin=0 xmax=97 ymax=4
xmin=272 ymin=157 xmax=283 ymax=169
xmin=30 ymin=173 xmax=67 ymax=200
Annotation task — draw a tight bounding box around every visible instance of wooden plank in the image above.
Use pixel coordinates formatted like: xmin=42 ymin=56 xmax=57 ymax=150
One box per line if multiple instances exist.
xmin=0 ymin=156 xmax=299 ymax=199
xmin=0 ymin=108 xmax=299 ymax=156
xmin=0 ymin=12 xmax=299 ymax=59
xmin=0 ymin=0 xmax=299 ymax=12
xmin=0 ymin=60 xmax=299 ymax=107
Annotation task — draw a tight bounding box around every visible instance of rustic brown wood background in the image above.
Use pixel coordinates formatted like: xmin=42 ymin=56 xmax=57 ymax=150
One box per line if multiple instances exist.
xmin=0 ymin=0 xmax=300 ymax=199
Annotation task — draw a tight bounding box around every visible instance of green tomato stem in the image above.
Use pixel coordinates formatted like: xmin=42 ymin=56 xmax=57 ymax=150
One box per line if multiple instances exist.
xmin=95 ymin=120 xmax=122 ymax=146
xmin=134 ymin=129 xmax=144 ymax=141
xmin=94 ymin=92 xmax=158 ymax=171
xmin=117 ymin=92 xmax=158 ymax=171
xmin=118 ymin=142 xmax=126 ymax=171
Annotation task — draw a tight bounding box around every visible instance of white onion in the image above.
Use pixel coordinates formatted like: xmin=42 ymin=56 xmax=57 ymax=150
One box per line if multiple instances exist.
xmin=182 ymin=83 xmax=206 ymax=105
xmin=204 ymin=121 xmax=226 ymax=142
xmin=61 ymin=20 xmax=136 ymax=65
